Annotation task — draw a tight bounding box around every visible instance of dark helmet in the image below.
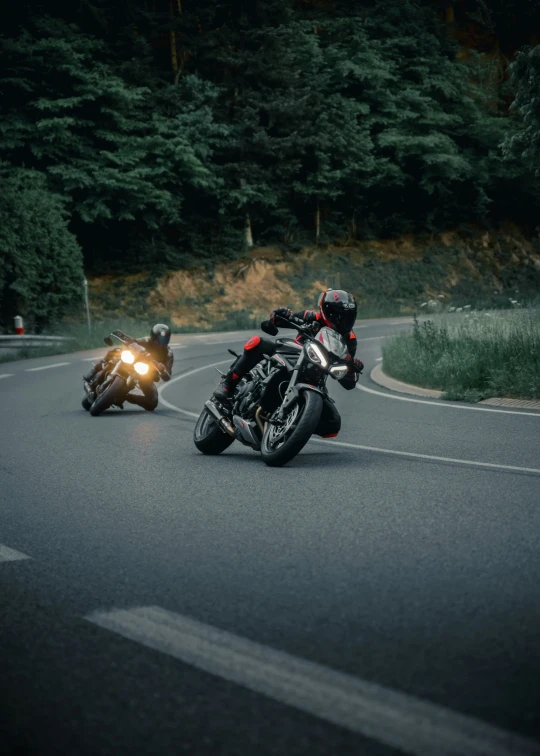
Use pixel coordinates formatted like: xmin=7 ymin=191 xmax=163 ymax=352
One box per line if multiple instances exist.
xmin=150 ymin=323 xmax=171 ymax=346
xmin=318 ymin=290 xmax=357 ymax=336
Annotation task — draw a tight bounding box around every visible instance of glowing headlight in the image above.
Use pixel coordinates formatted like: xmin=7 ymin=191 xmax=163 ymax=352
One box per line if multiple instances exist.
xmin=306 ymin=342 xmax=328 ymax=368
xmin=134 ymin=362 xmax=149 ymax=376
xmin=330 ymin=365 xmax=349 ymax=380
xmin=121 ymin=350 xmax=135 ymax=364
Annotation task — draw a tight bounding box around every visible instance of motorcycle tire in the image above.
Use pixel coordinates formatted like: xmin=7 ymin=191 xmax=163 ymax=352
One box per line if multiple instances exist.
xmin=261 ymin=390 xmax=323 ymax=467
xmin=81 ymin=395 xmax=92 ymax=411
xmin=194 ymin=408 xmax=234 ymax=455
xmin=90 ymin=376 xmax=126 ymax=416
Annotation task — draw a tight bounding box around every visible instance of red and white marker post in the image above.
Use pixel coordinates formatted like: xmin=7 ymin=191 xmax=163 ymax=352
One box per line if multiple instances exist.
xmin=14 ymin=316 xmax=24 ymax=335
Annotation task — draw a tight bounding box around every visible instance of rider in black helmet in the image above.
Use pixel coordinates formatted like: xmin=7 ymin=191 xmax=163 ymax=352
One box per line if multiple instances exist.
xmin=212 ymin=290 xmax=363 ymax=437
xmin=83 ymin=323 xmax=174 ymax=411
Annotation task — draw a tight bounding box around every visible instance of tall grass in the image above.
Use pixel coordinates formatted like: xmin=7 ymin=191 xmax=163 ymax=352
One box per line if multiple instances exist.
xmin=382 ymin=308 xmax=540 ymax=400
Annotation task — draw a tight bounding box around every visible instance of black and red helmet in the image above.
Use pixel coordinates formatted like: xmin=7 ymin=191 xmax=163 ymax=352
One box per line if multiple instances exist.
xmin=150 ymin=323 xmax=171 ymax=346
xmin=318 ymin=290 xmax=357 ymax=336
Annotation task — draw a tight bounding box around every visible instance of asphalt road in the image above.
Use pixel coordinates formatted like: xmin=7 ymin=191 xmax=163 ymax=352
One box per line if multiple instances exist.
xmin=1 ymin=318 xmax=539 ymax=756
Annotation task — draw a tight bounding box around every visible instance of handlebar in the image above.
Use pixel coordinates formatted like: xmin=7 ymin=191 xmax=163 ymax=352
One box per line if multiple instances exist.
xmin=261 ymin=315 xmax=316 ymax=340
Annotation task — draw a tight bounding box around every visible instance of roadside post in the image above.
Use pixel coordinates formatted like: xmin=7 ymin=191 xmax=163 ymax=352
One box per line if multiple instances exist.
xmin=14 ymin=315 xmax=24 ymax=335
xmin=83 ymin=278 xmax=92 ymax=336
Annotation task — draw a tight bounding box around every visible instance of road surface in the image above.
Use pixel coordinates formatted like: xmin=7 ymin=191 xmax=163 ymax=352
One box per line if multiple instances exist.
xmin=1 ymin=319 xmax=539 ymax=756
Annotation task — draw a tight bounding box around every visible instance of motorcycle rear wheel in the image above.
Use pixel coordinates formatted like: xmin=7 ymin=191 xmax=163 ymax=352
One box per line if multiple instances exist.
xmin=194 ymin=408 xmax=235 ymax=455
xmin=90 ymin=376 xmax=126 ymax=416
xmin=261 ymin=391 xmax=323 ymax=467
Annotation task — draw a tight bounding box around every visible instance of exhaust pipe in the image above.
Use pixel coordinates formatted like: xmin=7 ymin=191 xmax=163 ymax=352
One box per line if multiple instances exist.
xmin=205 ymin=400 xmax=235 ymax=437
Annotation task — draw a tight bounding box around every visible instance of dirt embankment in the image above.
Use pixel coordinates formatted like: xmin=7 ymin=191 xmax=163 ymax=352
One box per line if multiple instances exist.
xmin=88 ymin=225 xmax=540 ymax=329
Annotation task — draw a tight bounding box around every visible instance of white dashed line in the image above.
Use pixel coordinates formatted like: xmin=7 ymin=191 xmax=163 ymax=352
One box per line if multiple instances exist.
xmin=87 ymin=605 xmax=540 ymax=756
xmin=25 ymin=362 xmax=71 ymax=372
xmin=0 ymin=544 xmax=31 ymax=563
xmin=170 ymin=344 xmax=187 ymax=349
xmin=0 ymin=373 xmax=14 ymax=379
xmin=376 ymin=357 xmax=383 ymax=362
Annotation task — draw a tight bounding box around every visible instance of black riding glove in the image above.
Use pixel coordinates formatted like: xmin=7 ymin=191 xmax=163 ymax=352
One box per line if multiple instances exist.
xmin=270 ymin=307 xmax=293 ymax=323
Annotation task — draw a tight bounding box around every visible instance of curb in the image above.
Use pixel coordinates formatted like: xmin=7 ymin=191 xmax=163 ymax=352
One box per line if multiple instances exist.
xmin=371 ymin=364 xmax=540 ymax=411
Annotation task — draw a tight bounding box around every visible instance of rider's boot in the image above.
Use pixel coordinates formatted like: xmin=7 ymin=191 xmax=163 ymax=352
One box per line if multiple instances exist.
xmin=83 ymin=379 xmax=96 ymax=403
xmin=212 ymin=336 xmax=267 ymax=403
xmin=213 ymin=370 xmax=241 ymax=402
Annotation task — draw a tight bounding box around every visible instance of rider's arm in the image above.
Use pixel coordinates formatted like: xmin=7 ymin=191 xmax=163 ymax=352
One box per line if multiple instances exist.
xmin=161 ymin=349 xmax=174 ymax=381
xmin=338 ymin=332 xmax=362 ymax=391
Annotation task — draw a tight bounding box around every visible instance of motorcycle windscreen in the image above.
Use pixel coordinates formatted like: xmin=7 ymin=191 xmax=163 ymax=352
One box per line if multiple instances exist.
xmin=315 ymin=327 xmax=348 ymax=359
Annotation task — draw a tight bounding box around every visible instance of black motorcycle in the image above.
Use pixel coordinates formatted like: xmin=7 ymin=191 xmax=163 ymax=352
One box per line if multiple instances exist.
xmin=82 ymin=330 xmax=166 ymax=416
xmin=193 ymin=317 xmax=361 ymax=467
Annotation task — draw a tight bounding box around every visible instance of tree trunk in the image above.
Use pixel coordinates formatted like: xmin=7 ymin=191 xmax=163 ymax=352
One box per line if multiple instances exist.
xmin=315 ymin=200 xmax=321 ymax=244
xmin=245 ymin=214 xmax=253 ymax=248
xmin=445 ymin=4 xmax=455 ymax=24
xmin=169 ymin=0 xmax=178 ymax=79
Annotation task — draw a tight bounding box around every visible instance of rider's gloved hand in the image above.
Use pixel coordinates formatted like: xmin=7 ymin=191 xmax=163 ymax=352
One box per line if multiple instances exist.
xmin=352 ymin=358 xmax=364 ymax=374
xmin=270 ymin=307 xmax=293 ymax=323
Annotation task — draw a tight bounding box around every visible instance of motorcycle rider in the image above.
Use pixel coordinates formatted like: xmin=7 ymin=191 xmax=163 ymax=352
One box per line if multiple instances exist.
xmin=83 ymin=323 xmax=174 ymax=411
xmin=212 ymin=290 xmax=364 ymax=437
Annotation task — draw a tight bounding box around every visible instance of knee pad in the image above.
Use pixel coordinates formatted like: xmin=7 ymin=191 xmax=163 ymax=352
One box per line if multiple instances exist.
xmin=244 ymin=335 xmax=262 ymax=351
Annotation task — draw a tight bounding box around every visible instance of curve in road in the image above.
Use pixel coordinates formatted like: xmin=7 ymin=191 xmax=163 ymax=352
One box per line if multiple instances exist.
xmin=1 ymin=318 xmax=539 ymax=756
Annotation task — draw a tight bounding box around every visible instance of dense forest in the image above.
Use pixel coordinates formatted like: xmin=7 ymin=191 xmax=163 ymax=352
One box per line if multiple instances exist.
xmin=2 ymin=0 xmax=540 ymax=328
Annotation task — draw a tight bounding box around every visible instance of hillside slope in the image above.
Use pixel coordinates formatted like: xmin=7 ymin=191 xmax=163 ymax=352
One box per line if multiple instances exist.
xmin=88 ymin=225 xmax=540 ymax=330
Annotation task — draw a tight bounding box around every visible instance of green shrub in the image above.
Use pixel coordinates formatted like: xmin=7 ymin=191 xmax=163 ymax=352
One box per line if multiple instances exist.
xmin=383 ymin=308 xmax=540 ymax=400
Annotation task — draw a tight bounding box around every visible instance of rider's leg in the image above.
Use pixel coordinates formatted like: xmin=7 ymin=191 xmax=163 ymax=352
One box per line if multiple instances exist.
xmin=213 ymin=336 xmax=276 ymax=401
xmin=315 ymin=396 xmax=341 ymax=438
xmin=125 ymin=381 xmax=158 ymax=411
xmin=83 ymin=360 xmax=104 ymax=384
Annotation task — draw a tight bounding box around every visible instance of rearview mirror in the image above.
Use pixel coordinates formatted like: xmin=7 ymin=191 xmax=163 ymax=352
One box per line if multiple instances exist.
xmin=104 ymin=336 xmax=113 ymax=346
xmin=261 ymin=320 xmax=278 ymax=336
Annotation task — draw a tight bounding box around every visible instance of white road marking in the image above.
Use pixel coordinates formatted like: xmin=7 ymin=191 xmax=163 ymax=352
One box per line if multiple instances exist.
xmin=357 ymin=382 xmax=540 ymax=417
xmin=0 ymin=544 xmax=31 ymax=563
xmin=25 ymin=362 xmax=71 ymax=372
xmin=0 ymin=373 xmax=14 ymax=379
xmin=159 ymin=360 xmax=540 ymax=473
xmin=86 ymin=605 xmax=540 ymax=756
xmin=81 ymin=357 xmax=100 ymax=361
xmin=170 ymin=344 xmax=187 ymax=349
xmin=357 ymin=335 xmax=391 ymax=343
xmin=312 ymin=439 xmax=540 ymax=476
xmin=158 ymin=359 xmax=231 ymax=418
xmin=376 ymin=357 xmax=383 ymax=362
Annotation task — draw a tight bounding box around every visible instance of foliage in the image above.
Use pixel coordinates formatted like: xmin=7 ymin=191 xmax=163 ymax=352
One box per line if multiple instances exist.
xmin=383 ymin=308 xmax=540 ymax=399
xmin=1 ymin=0 xmax=540 ymax=328
xmin=502 ymin=46 xmax=540 ymax=175
xmin=0 ymin=166 xmax=84 ymax=330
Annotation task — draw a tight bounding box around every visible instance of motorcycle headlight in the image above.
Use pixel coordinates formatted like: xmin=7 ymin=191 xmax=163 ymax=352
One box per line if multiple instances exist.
xmin=134 ymin=362 xmax=149 ymax=376
xmin=306 ymin=342 xmax=328 ymax=368
xmin=121 ymin=350 xmax=135 ymax=364
xmin=329 ymin=365 xmax=349 ymax=380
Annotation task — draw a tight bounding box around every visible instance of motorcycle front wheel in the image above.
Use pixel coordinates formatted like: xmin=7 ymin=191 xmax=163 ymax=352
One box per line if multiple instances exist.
xmin=90 ymin=376 xmax=126 ymax=416
xmin=193 ymin=408 xmax=235 ymax=455
xmin=261 ymin=391 xmax=323 ymax=467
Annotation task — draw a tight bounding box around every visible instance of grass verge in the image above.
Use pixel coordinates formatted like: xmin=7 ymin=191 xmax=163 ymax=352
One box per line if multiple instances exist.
xmin=382 ymin=308 xmax=540 ymax=401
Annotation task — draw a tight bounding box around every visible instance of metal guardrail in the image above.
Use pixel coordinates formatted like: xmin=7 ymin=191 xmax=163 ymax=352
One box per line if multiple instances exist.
xmin=0 ymin=334 xmax=76 ymax=357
